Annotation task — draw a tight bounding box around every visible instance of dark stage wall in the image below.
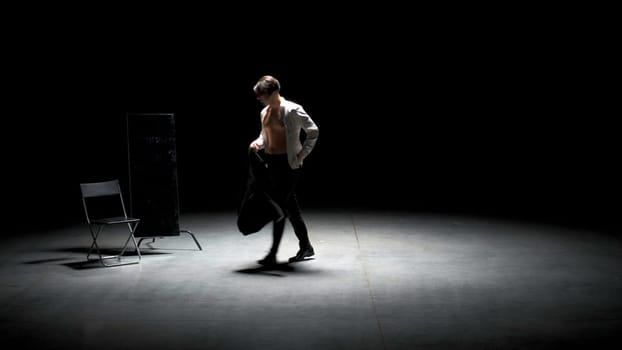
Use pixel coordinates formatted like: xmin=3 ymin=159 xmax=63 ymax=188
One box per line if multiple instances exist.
xmin=4 ymin=37 xmax=618 ymax=235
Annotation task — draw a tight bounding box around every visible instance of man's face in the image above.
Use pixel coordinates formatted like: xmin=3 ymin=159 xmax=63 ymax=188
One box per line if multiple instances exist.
xmin=256 ymin=92 xmax=272 ymax=106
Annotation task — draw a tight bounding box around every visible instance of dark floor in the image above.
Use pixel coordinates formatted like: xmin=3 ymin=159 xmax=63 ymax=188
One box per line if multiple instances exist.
xmin=1 ymin=210 xmax=621 ymax=349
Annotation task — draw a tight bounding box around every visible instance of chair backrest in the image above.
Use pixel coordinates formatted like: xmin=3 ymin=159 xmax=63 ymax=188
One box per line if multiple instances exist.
xmin=80 ymin=180 xmax=121 ymax=198
xmin=80 ymin=180 xmax=128 ymax=222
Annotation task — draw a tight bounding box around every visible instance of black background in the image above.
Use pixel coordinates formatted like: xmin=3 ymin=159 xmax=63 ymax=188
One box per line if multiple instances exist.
xmin=3 ymin=13 xmax=618 ymax=235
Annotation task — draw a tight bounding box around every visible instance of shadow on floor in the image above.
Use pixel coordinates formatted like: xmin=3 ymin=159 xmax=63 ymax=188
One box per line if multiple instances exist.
xmin=235 ymin=263 xmax=295 ymax=277
xmin=234 ymin=258 xmax=317 ymax=277
xmin=61 ymin=259 xmax=141 ymax=270
xmin=21 ymin=248 xmax=172 ymax=269
xmin=50 ymin=247 xmax=171 ymax=256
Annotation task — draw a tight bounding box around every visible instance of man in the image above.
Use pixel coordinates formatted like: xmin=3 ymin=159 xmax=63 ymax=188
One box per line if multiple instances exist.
xmin=249 ymin=75 xmax=319 ymax=265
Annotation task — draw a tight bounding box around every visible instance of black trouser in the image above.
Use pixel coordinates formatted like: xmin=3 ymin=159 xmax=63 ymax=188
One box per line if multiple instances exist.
xmin=263 ymin=152 xmax=311 ymax=255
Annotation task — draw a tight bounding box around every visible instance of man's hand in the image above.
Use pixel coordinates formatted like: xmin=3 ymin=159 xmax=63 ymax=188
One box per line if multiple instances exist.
xmin=249 ymin=141 xmax=261 ymax=151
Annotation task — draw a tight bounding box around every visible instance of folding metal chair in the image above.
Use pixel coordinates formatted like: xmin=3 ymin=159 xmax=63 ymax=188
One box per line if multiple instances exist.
xmin=80 ymin=179 xmax=141 ymax=266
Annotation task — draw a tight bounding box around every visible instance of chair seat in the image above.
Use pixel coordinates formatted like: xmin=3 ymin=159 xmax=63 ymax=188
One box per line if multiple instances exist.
xmin=91 ymin=217 xmax=140 ymax=225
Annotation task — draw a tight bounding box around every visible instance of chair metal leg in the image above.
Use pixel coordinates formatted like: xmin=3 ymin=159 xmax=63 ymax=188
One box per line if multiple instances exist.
xmin=131 ymin=234 xmax=142 ymax=260
xmin=86 ymin=223 xmax=141 ymax=267
xmin=119 ymin=222 xmax=141 ymax=260
xmin=99 ymin=257 xmax=139 ymax=267
xmin=87 ymin=224 xmax=104 ymax=261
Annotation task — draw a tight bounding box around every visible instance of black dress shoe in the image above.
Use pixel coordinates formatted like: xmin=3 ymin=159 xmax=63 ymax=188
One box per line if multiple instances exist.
xmin=289 ymin=246 xmax=315 ymax=262
xmin=258 ymin=254 xmax=277 ymax=266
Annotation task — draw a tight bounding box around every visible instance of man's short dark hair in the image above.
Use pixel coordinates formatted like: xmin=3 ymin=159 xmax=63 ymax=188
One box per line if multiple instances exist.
xmin=253 ymin=75 xmax=280 ymax=96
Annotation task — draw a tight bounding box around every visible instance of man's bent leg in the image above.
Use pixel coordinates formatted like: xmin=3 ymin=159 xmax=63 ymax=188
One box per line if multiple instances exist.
xmin=288 ymin=195 xmax=314 ymax=262
xmin=288 ymin=194 xmax=311 ymax=249
xmin=258 ymin=218 xmax=285 ymax=266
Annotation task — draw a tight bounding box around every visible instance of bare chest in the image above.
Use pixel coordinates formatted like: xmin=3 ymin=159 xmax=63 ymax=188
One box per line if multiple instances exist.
xmin=262 ymin=107 xmax=285 ymax=130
